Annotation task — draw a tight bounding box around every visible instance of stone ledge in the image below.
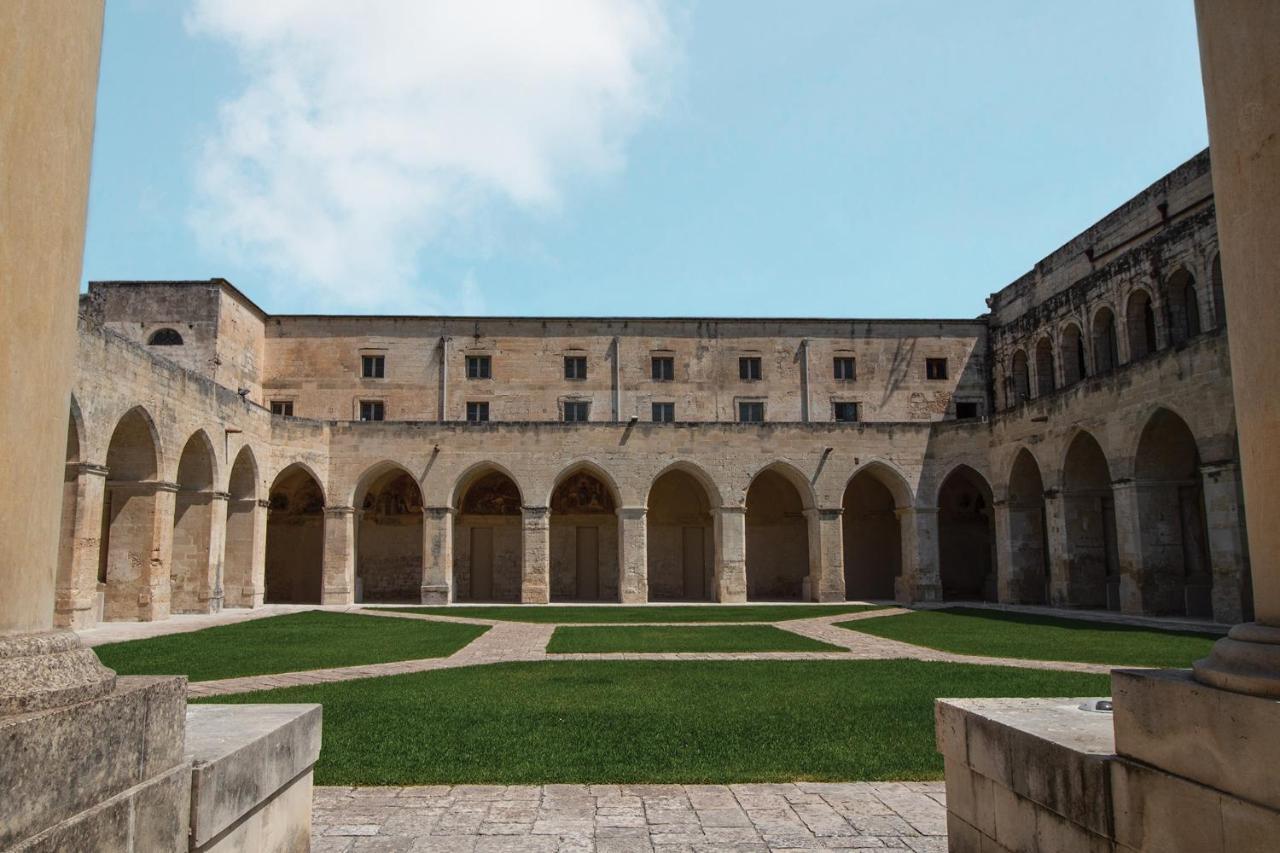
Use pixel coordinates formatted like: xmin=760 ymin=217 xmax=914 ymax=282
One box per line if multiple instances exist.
xmin=185 ymin=703 xmax=322 ymax=848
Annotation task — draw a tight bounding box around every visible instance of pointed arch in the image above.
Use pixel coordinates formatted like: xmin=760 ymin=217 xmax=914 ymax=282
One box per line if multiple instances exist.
xmin=1060 ymin=323 xmax=1086 ymax=385
xmin=745 ymin=463 xmax=812 ymax=600
xmin=647 ymin=464 xmax=716 ymax=601
xmin=223 ymin=446 xmax=261 ymax=608
xmin=646 ymin=460 xmax=724 ymax=510
xmin=547 ymin=459 xmax=623 ymax=509
xmin=1091 ymin=305 xmax=1119 ymax=374
xmin=451 ymin=460 xmax=526 ymax=510
xmin=1061 ymin=430 xmax=1118 ymax=610
xmin=1006 ymin=449 xmax=1049 ymax=605
xmin=67 ymin=395 xmax=84 ymax=465
xmin=1166 ymin=267 xmax=1202 ymax=344
xmin=1034 ymin=336 xmax=1056 ymax=396
xmin=1126 ymin=288 xmax=1158 ymax=360
xmin=454 ymin=463 xmax=524 ymax=602
xmin=100 ymin=406 xmax=165 ymax=621
xmin=936 ymin=464 xmax=995 ymax=602
xmin=265 ymin=463 xmax=326 ymax=604
xmin=171 ymin=430 xmax=220 ymax=613
xmin=105 ymin=406 xmax=161 ymax=482
xmin=549 ymin=461 xmax=620 ymax=602
xmin=227 ymin=446 xmax=259 ymax=501
xmin=745 ymin=460 xmax=817 ymax=510
xmin=354 ymin=461 xmax=425 ymax=604
xmin=55 ymin=399 xmax=86 ymax=627
xmin=842 ymin=462 xmax=909 ymax=601
xmin=1011 ymin=349 xmax=1031 ymax=405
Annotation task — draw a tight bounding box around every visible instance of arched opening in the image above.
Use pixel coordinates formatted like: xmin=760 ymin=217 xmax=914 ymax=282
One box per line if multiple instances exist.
xmin=841 ymin=467 xmax=903 ymax=600
xmin=171 ymin=432 xmax=218 ymax=613
xmin=453 ymin=468 xmax=523 ymax=602
xmin=101 ymin=408 xmax=161 ymax=621
xmin=1166 ymin=269 xmax=1201 ymax=344
xmin=55 ymin=403 xmax=83 ymax=627
xmin=1126 ymin=289 xmax=1157 ymax=361
xmin=1062 ymin=432 xmax=1119 ymax=610
xmin=745 ymin=468 xmax=810 ymax=600
xmin=550 ymin=469 xmax=618 ymax=601
xmin=1061 ymin=324 xmax=1086 ymax=385
xmin=647 ymin=468 xmax=715 ymax=601
xmin=265 ymin=465 xmax=325 ymax=604
xmin=223 ymin=447 xmax=259 ymax=608
xmin=1011 ymin=350 xmax=1031 ymax=406
xmin=937 ymin=466 xmax=995 ymax=601
xmin=355 ymin=467 xmax=424 ymax=603
xmin=1211 ymin=253 xmax=1226 ymax=329
xmin=1092 ymin=307 xmax=1119 ymax=374
xmin=1134 ymin=410 xmax=1211 ymax=617
xmin=147 ymin=328 xmax=184 ymax=346
xmin=1034 ymin=337 xmax=1056 ymax=396
xmin=1007 ymin=450 xmax=1049 ymax=605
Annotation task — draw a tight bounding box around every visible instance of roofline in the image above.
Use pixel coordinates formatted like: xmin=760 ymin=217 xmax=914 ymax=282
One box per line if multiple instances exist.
xmin=89 ymin=278 xmax=269 ymax=320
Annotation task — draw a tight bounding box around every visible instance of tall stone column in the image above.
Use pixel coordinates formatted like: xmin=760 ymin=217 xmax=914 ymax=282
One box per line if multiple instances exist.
xmin=421 ymin=506 xmax=452 ymax=604
xmin=713 ymin=505 xmax=748 ymax=603
xmin=521 ymin=506 xmax=551 ymax=604
xmin=616 ymin=506 xmax=649 ymax=604
xmin=322 ymin=506 xmax=355 ymax=604
xmin=1108 ymin=480 xmax=1146 ymax=615
xmin=1041 ymin=491 xmax=1071 ymax=606
xmin=209 ymin=491 xmax=228 ymax=612
xmin=992 ymin=500 xmax=1015 ymax=602
xmin=55 ymin=463 xmax=107 ymax=629
xmin=895 ymin=507 xmax=940 ymax=603
xmin=1200 ymin=461 xmax=1249 ymax=625
xmin=148 ymin=481 xmax=178 ymax=622
xmin=805 ymin=507 xmax=846 ymax=602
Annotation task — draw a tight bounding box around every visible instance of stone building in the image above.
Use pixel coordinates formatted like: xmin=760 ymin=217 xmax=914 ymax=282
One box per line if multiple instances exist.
xmin=56 ymin=148 xmax=1250 ymax=630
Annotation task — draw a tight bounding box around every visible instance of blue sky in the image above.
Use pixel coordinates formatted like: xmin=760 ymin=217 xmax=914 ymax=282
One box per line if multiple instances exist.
xmin=83 ymin=1 xmax=1209 ymax=318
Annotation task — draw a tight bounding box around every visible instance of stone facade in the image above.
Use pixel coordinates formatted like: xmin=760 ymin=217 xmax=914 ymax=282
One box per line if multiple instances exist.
xmin=59 ymin=149 xmax=1251 ymax=628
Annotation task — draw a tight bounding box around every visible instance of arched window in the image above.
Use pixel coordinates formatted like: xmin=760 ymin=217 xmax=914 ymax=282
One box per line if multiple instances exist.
xmin=147 ymin=328 xmax=184 ymax=346
xmin=1011 ymin=350 xmax=1030 ymax=406
xmin=1034 ymin=336 xmax=1055 ymax=397
xmin=1166 ymin=269 xmax=1201 ymax=344
xmin=1061 ymin=324 xmax=1086 ymax=385
xmin=1092 ymin=308 xmax=1119 ymax=374
xmin=1125 ymin=290 xmax=1157 ymax=361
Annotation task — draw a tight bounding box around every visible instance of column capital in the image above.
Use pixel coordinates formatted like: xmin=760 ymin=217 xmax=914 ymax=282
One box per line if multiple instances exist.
xmin=808 ymin=506 xmax=843 ymax=521
xmin=68 ymin=462 xmax=108 ymax=478
xmin=1199 ymin=459 xmax=1240 ymax=476
xmin=422 ymin=505 xmax=454 ymax=520
xmin=256 ymin=498 xmax=271 ymax=509
xmin=211 ymin=491 xmax=231 ymax=502
xmin=616 ymin=505 xmax=647 ymax=520
xmin=521 ymin=505 xmax=551 ymax=520
xmin=324 ymin=505 xmax=356 ymax=517
xmin=715 ymin=504 xmax=747 ymax=516
xmin=106 ymin=479 xmax=179 ymax=495
xmin=896 ymin=506 xmax=938 ymax=518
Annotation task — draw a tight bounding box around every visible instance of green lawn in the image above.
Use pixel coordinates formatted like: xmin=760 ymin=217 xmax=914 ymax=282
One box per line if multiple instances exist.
xmin=375 ymin=603 xmax=885 ymax=623
xmin=546 ymin=624 xmax=844 ymax=654
xmin=94 ymin=611 xmax=488 ymax=682
xmin=836 ymin=607 xmax=1220 ymax=668
xmin=199 ymin=660 xmax=1110 ymax=784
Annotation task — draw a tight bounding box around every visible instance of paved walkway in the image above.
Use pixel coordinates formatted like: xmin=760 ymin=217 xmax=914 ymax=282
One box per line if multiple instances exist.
xmin=311 ymin=782 xmax=948 ymax=852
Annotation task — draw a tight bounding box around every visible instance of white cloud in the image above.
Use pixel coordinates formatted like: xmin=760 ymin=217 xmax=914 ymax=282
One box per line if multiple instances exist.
xmin=186 ymin=0 xmax=673 ymax=312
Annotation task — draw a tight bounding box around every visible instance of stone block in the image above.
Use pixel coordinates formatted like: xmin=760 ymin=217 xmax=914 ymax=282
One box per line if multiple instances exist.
xmin=1033 ymin=803 xmax=1115 ymax=853
xmin=946 ymin=810 xmax=983 ymax=853
xmin=934 ymin=698 xmax=967 ymax=759
xmin=943 ymin=758 xmax=995 ymax=838
xmin=989 ymin=785 xmax=1036 ymax=853
xmin=1109 ymin=759 xmax=1224 ymax=853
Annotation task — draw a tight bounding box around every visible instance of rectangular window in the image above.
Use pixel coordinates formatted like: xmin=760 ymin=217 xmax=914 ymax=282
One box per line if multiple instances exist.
xmin=361 ymin=354 xmax=385 ymax=378
xmin=834 ymin=356 xmax=856 ymax=380
xmin=652 ymin=402 xmax=675 ymax=423
xmin=926 ymin=357 xmax=949 ymax=380
xmin=833 ymin=401 xmax=859 ymax=422
xmin=270 ymin=400 xmax=293 ymax=417
xmin=563 ymin=401 xmax=590 ymax=422
xmin=359 ymin=400 xmax=385 ymax=421
xmin=738 ymin=401 xmax=765 ymax=423
xmin=651 ymin=356 xmax=674 ymax=381
xmin=739 ymin=356 xmax=762 ymax=381
xmin=564 ymin=355 xmax=588 ymax=380
xmin=466 ymin=401 xmax=489 ymax=423
xmin=955 ymin=401 xmax=980 ymax=420
xmin=465 ymin=355 xmax=491 ymax=379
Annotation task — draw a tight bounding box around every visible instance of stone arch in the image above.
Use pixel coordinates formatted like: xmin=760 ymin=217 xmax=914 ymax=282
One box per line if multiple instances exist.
xmin=549 ymin=464 xmax=620 ymax=602
xmin=745 ymin=466 xmax=811 ymax=600
xmin=544 ymin=459 xmax=624 ymax=509
xmin=1210 ymin=252 xmax=1226 ymax=329
xmin=1165 ymin=268 xmax=1202 ymax=344
xmin=1061 ymin=430 xmax=1119 ymax=610
xmin=1060 ymin=323 xmax=1087 ymax=385
xmin=646 ymin=460 xmax=725 ymax=511
xmin=743 ymin=460 xmax=816 ymax=510
xmin=1125 ymin=288 xmax=1158 ymax=361
xmin=223 ymin=446 xmax=260 ymax=608
xmin=842 ymin=462 xmax=909 ymax=601
xmin=936 ymin=465 xmax=996 ymax=601
xmin=647 ymin=467 xmax=715 ymax=601
xmin=453 ymin=465 xmax=524 ymax=602
xmin=1006 ymin=449 xmax=1049 ymax=605
xmin=171 ymin=431 xmax=219 ymax=614
xmin=265 ymin=463 xmax=326 ymax=604
xmin=147 ymin=328 xmax=184 ymax=346
xmin=1133 ymin=408 xmax=1211 ymax=617
xmin=1034 ymin=336 xmax=1056 ymax=396
xmin=353 ymin=462 xmax=425 ymax=603
xmin=100 ymin=406 xmax=163 ymax=621
xmin=55 ymin=399 xmax=85 ymax=627
xmin=1091 ymin=305 xmax=1120 ymax=374
xmin=1011 ymin=349 xmax=1031 ymax=405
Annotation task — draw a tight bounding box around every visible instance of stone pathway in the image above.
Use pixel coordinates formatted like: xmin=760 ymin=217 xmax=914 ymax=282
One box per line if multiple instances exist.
xmin=311 ymin=782 xmax=948 ymax=852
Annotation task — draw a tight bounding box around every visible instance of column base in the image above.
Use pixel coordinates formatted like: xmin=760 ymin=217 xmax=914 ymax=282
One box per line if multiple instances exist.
xmin=1191 ymin=622 xmax=1280 ymax=698
xmin=420 ymin=585 xmax=449 ymax=605
xmin=0 ymin=630 xmax=116 ymax=715
xmin=521 ymin=586 xmax=550 ymax=605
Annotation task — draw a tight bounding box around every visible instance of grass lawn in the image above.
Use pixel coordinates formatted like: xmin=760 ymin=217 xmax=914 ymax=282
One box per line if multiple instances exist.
xmin=375 ymin=603 xmax=885 ymax=623
xmin=94 ymin=611 xmax=488 ymax=682
xmin=836 ymin=607 xmax=1220 ymax=668
xmin=546 ymin=625 xmax=845 ymax=654
xmin=199 ymin=660 xmax=1110 ymax=785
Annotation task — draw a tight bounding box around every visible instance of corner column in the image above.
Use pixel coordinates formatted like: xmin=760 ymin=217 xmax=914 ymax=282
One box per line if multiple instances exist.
xmin=521 ymin=506 xmax=551 ymax=604
xmin=55 ymin=462 xmax=107 ymax=629
xmin=714 ymin=505 xmax=748 ymax=603
xmin=1109 ymin=480 xmax=1146 ymax=615
xmin=1198 ymin=461 xmax=1250 ymax=624
xmin=421 ymin=506 xmax=452 ymax=604
xmin=616 ymin=506 xmax=648 ymax=603
xmin=895 ymin=507 xmax=940 ymax=603
xmin=322 ymin=505 xmax=356 ymax=604
xmin=805 ymin=507 xmax=845 ymax=602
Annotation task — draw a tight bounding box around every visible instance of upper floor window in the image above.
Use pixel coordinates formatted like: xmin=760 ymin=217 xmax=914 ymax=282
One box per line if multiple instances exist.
xmin=564 ymin=355 xmax=588 ymax=380
xmin=955 ymin=401 xmax=980 ymax=420
xmin=563 ymin=401 xmax=590 ymax=422
xmin=739 ymin=356 xmax=762 ymax=381
xmin=926 ymin=357 xmax=948 ymax=380
xmin=834 ymin=356 xmax=856 ymax=381
xmin=359 ymin=400 xmax=385 ymax=422
xmin=651 ymin=356 xmax=674 ymax=381
xmin=148 ymin=328 xmax=183 ymax=346
xmin=738 ymin=401 xmax=765 ymax=423
xmin=833 ymin=401 xmax=859 ymax=422
xmin=466 ymin=355 xmax=491 ymax=379
xmin=466 ymin=401 xmax=489 ymax=423
xmin=270 ymin=400 xmax=294 ymax=417
xmin=361 ymin=354 xmax=385 ymax=379
xmin=652 ymin=402 xmax=675 ymax=423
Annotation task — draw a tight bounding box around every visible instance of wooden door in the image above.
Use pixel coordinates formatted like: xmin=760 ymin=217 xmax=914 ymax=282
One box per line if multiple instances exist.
xmin=470 ymin=527 xmax=493 ymax=601
xmin=682 ymin=526 xmax=705 ymax=600
xmin=576 ymin=526 xmax=599 ymax=600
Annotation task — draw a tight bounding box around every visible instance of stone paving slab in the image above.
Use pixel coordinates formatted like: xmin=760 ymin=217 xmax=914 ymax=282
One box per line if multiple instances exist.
xmin=310 ymin=783 xmax=948 ymax=852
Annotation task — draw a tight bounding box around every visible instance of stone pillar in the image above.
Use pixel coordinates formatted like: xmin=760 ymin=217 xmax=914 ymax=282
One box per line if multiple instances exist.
xmin=208 ymin=491 xmax=228 ymax=612
xmin=616 ymin=506 xmax=648 ymax=603
xmin=714 ymin=505 xmax=748 ymax=603
xmin=1200 ymin=461 xmax=1250 ymax=625
xmin=54 ymin=462 xmax=107 ymax=629
xmin=805 ymin=507 xmax=846 ymax=602
xmin=896 ymin=507 xmax=940 ymax=603
xmin=421 ymin=506 xmax=452 ymax=604
xmin=992 ymin=500 xmax=1016 ymax=603
xmin=1109 ymin=480 xmax=1146 ymax=616
xmin=1042 ymin=491 xmax=1071 ymax=606
xmin=148 ymin=481 xmax=177 ymax=622
xmin=521 ymin=506 xmax=551 ymax=604
xmin=322 ymin=506 xmax=355 ymax=604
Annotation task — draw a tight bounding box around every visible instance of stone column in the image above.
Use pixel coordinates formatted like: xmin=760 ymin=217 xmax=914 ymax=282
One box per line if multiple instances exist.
xmin=421 ymin=506 xmax=452 ymax=604
xmin=806 ymin=507 xmax=846 ymax=602
xmin=149 ymin=481 xmax=178 ymax=622
xmin=1108 ymin=480 xmax=1146 ymax=616
xmin=322 ymin=506 xmax=355 ymax=604
xmin=1200 ymin=461 xmax=1250 ymax=625
xmin=616 ymin=506 xmax=648 ymax=603
xmin=209 ymin=491 xmax=228 ymax=612
xmin=54 ymin=462 xmax=107 ymax=629
xmin=1041 ymin=491 xmax=1071 ymax=606
xmin=228 ymin=497 xmax=269 ymax=608
xmin=713 ymin=505 xmax=748 ymax=603
xmin=521 ymin=506 xmax=551 ymax=604
xmin=992 ymin=500 xmax=1015 ymax=602
xmin=895 ymin=507 xmax=940 ymax=603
